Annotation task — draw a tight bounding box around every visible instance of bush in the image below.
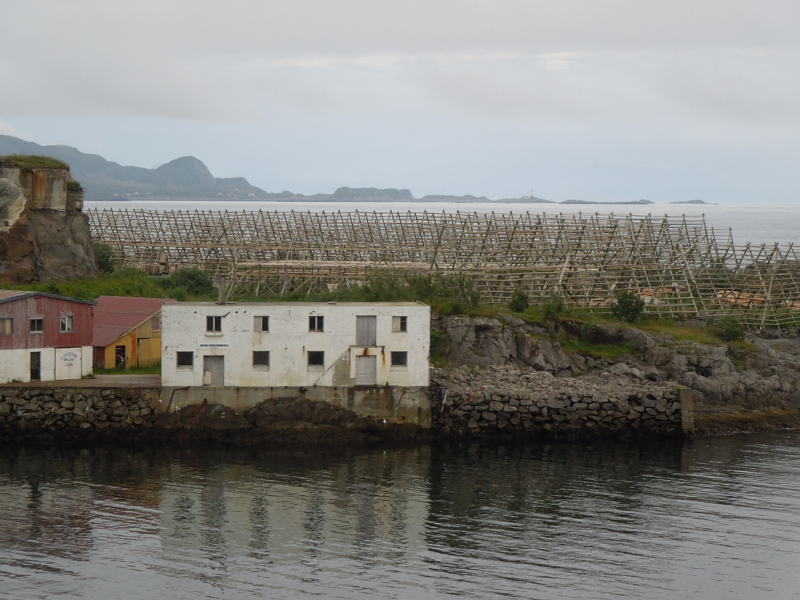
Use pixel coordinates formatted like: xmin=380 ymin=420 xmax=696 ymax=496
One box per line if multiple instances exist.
xmin=508 ymin=289 xmax=530 ymax=313
xmin=541 ymin=294 xmax=566 ymax=323
xmin=168 ymin=285 xmax=188 ymax=302
xmin=611 ymin=291 xmax=646 ymax=323
xmin=164 ymin=268 xmax=214 ymax=296
xmin=93 ymin=243 xmax=115 ymax=274
xmin=713 ymin=316 xmax=746 ymax=342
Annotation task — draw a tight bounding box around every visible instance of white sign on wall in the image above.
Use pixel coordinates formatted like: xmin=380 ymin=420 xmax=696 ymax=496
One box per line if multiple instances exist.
xmin=198 ymin=336 xmax=231 ymax=350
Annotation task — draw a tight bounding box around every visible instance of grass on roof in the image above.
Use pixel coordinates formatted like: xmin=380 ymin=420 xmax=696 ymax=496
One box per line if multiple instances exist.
xmin=0 ymin=155 xmax=70 ymax=170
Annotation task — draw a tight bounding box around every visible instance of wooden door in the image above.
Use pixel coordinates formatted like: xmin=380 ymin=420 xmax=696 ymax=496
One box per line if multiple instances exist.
xmin=30 ymin=352 xmax=41 ymax=381
xmin=355 ymin=355 xmax=377 ymax=385
xmin=203 ymin=356 xmax=224 ymax=386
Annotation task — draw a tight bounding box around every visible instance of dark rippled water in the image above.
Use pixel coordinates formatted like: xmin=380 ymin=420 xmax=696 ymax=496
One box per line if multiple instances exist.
xmin=2 ymin=434 xmax=800 ymax=599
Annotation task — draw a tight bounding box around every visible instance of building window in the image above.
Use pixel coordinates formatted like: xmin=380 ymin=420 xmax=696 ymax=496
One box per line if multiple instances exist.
xmin=392 ymin=316 xmax=408 ymax=333
xmin=253 ymin=351 xmax=270 ymax=369
xmin=308 ymin=351 xmax=324 ymax=367
xmin=151 ymin=316 xmax=160 ymax=331
xmin=60 ymin=315 xmax=74 ymax=333
xmin=0 ymin=317 xmax=12 ymax=335
xmin=176 ymin=352 xmax=194 ymax=368
xmin=206 ymin=316 xmax=222 ymax=332
xmin=255 ymin=316 xmax=269 ymax=332
xmin=309 ymin=316 xmax=324 ymax=332
xmin=30 ymin=318 xmax=44 ymax=333
xmin=391 ymin=351 xmax=408 ymax=367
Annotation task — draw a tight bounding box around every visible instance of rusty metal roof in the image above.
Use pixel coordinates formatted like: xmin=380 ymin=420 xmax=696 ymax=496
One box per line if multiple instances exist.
xmin=93 ymin=296 xmax=174 ymax=348
xmin=0 ymin=290 xmax=97 ymax=306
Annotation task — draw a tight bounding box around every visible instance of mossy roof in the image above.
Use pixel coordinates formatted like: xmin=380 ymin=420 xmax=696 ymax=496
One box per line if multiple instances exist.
xmin=0 ymin=155 xmax=70 ymax=170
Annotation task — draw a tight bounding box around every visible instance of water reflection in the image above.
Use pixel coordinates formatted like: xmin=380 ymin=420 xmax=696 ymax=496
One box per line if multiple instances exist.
xmin=0 ymin=435 xmax=799 ymax=599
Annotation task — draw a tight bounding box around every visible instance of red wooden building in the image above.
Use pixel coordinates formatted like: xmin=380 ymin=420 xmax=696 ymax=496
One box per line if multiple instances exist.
xmin=0 ymin=290 xmax=95 ymax=383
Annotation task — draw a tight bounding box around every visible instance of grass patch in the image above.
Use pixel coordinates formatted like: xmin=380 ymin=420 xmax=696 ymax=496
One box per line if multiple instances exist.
xmin=0 ymin=154 xmax=70 ymax=170
xmin=560 ymin=338 xmax=636 ymax=359
xmin=94 ymin=364 xmax=161 ymax=375
xmin=5 ymin=268 xmax=217 ymax=302
xmin=637 ymin=318 xmax=724 ymax=345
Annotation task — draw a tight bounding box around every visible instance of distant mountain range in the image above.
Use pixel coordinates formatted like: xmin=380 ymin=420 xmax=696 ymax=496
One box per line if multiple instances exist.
xmin=0 ymin=135 xmax=267 ymax=200
xmin=0 ymin=135 xmax=702 ymax=204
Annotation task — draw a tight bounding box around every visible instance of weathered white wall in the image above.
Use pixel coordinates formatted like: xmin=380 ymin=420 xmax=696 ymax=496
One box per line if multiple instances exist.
xmin=161 ymin=302 xmax=430 ymax=388
xmin=0 ymin=346 xmax=92 ymax=383
xmin=0 ymin=348 xmax=52 ymax=383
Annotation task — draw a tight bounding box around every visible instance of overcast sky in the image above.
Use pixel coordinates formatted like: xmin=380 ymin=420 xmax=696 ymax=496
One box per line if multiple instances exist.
xmin=1 ymin=0 xmax=799 ymax=202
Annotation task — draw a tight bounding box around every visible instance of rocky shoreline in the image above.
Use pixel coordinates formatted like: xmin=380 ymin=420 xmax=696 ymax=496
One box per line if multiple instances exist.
xmin=2 ymin=313 xmax=799 ymax=447
xmin=431 ymin=313 xmax=800 ymax=437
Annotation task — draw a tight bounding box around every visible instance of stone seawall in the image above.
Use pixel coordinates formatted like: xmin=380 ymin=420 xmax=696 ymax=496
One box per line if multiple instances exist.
xmin=0 ymin=387 xmax=162 ymax=433
xmin=433 ymin=367 xmax=692 ymax=438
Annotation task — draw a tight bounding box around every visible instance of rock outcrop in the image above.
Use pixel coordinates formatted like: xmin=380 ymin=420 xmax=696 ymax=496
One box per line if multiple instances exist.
xmin=433 ymin=314 xmax=800 ymax=435
xmin=433 ymin=314 xmax=572 ymax=374
xmin=0 ymin=163 xmax=96 ymax=282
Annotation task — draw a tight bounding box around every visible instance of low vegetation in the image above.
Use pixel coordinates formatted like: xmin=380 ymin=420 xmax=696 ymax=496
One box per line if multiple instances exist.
xmin=0 ymin=154 xmax=70 ymax=170
xmin=6 ymin=267 xmax=217 ymax=302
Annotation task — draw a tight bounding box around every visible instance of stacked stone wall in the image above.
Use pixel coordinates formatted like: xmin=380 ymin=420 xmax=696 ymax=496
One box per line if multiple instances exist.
xmin=433 ymin=367 xmax=684 ymax=437
xmin=0 ymin=387 xmax=161 ymax=434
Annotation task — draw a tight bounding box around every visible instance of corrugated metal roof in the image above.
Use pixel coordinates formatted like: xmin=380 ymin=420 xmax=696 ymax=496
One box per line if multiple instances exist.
xmin=0 ymin=290 xmax=31 ymax=301
xmin=0 ymin=290 xmax=97 ymax=306
xmin=93 ymin=296 xmax=174 ymax=348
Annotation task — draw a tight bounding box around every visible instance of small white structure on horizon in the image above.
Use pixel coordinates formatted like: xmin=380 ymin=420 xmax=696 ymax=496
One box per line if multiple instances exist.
xmin=161 ymin=302 xmax=430 ymax=389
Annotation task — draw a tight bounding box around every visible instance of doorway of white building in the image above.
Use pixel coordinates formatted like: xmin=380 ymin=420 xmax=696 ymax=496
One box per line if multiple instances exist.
xmin=355 ymin=355 xmax=377 ymax=385
xmin=30 ymin=352 xmax=41 ymax=381
xmin=203 ymin=356 xmax=224 ymax=386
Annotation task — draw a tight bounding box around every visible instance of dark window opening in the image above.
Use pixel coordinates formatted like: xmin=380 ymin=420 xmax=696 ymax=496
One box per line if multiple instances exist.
xmin=177 ymin=351 xmax=194 ymax=367
xmin=392 ymin=316 xmax=408 ymax=333
xmin=30 ymin=318 xmax=43 ymax=333
xmin=253 ymin=351 xmax=270 ymax=367
xmin=308 ymin=351 xmax=324 ymax=367
xmin=255 ymin=316 xmax=269 ymax=332
xmin=391 ymin=351 xmax=408 ymax=367
xmin=59 ymin=315 xmax=74 ymax=333
xmin=206 ymin=316 xmax=222 ymax=332
xmin=309 ymin=316 xmax=324 ymax=332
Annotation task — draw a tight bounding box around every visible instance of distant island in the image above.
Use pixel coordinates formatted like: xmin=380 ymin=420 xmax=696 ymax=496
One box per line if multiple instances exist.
xmin=560 ymin=199 xmax=655 ymax=205
xmin=669 ymin=200 xmax=714 ymax=205
xmin=0 ymin=135 xmax=710 ymax=205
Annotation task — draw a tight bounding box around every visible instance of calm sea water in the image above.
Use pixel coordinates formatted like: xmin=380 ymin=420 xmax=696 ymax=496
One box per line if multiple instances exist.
xmin=2 ymin=434 xmax=800 ymax=599
xmin=85 ymin=201 xmax=800 ymax=247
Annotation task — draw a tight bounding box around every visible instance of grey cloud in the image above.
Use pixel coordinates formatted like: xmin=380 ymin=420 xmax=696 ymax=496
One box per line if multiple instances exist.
xmin=1 ymin=0 xmax=799 ymax=126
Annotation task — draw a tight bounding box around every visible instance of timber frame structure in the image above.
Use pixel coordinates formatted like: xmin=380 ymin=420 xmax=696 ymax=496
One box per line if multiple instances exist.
xmin=87 ymin=208 xmax=800 ymax=329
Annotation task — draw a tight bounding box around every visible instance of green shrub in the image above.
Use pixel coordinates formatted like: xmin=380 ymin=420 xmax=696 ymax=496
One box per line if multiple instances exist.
xmin=164 ymin=268 xmax=214 ymax=296
xmin=508 ymin=288 xmax=530 ymax=313
xmin=713 ymin=316 xmax=746 ymax=342
xmin=93 ymin=243 xmax=115 ymax=274
xmin=541 ymin=294 xmax=566 ymax=323
xmin=168 ymin=285 xmax=188 ymax=301
xmin=67 ymin=180 xmax=83 ymax=192
xmin=611 ymin=291 xmax=646 ymax=323
xmin=431 ymin=329 xmax=447 ymax=353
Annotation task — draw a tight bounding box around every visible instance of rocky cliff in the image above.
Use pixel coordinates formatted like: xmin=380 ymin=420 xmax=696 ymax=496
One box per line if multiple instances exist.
xmin=0 ymin=161 xmax=97 ymax=282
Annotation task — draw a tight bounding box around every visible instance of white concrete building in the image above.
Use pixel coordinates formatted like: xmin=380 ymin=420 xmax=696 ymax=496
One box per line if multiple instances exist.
xmin=161 ymin=302 xmax=430 ymax=389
